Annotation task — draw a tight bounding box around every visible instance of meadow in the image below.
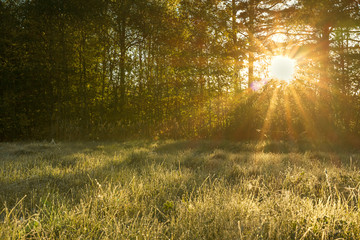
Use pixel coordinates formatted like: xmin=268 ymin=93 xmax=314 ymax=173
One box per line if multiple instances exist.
xmin=1 ymin=140 xmax=360 ymax=239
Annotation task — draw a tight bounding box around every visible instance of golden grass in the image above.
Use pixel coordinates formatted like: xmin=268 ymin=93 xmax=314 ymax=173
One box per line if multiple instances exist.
xmin=1 ymin=140 xmax=360 ymax=239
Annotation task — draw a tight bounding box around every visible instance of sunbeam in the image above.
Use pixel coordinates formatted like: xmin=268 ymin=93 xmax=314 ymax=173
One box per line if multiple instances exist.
xmin=260 ymin=87 xmax=279 ymax=140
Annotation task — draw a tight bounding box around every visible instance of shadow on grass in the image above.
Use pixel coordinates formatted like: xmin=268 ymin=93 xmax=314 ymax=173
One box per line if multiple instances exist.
xmin=1 ymin=140 xmax=359 ymax=214
xmin=155 ymin=139 xmax=359 ymax=155
xmin=0 ymin=142 xmax=164 ymax=209
xmin=155 ymin=140 xmax=256 ymax=154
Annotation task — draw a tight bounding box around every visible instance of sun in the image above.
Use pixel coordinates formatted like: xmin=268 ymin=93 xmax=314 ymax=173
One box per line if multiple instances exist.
xmin=269 ymin=56 xmax=296 ymax=82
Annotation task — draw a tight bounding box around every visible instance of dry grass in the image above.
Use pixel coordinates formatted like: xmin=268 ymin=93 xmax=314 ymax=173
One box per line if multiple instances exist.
xmin=1 ymin=140 xmax=360 ymax=239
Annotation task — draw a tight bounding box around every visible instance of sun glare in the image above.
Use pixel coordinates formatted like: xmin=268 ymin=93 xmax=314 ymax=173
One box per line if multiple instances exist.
xmin=269 ymin=56 xmax=296 ymax=82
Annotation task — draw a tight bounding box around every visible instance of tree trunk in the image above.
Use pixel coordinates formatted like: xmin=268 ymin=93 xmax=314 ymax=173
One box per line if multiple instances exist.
xmin=248 ymin=0 xmax=255 ymax=89
xmin=319 ymin=26 xmax=330 ymax=102
xmin=318 ymin=25 xmax=333 ymax=139
xmin=119 ymin=16 xmax=126 ymax=116
xmin=232 ymin=0 xmax=240 ymax=92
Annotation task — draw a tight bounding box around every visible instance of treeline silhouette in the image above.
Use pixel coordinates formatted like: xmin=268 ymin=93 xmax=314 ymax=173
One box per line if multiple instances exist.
xmin=1 ymin=0 xmax=359 ymax=145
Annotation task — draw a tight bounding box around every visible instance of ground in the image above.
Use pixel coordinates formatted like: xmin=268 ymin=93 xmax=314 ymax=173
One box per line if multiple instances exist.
xmin=1 ymin=140 xmax=360 ymax=239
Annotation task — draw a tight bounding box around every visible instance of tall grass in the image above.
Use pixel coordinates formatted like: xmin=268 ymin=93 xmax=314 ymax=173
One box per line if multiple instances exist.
xmin=1 ymin=140 xmax=360 ymax=239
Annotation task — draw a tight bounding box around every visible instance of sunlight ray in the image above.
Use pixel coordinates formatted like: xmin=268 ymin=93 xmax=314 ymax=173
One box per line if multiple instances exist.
xmin=288 ymin=85 xmax=318 ymax=139
xmin=260 ymin=87 xmax=279 ymax=140
xmin=284 ymin=90 xmax=296 ymax=140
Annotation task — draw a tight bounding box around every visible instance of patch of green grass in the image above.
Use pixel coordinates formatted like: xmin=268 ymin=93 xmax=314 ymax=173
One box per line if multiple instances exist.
xmin=1 ymin=140 xmax=360 ymax=239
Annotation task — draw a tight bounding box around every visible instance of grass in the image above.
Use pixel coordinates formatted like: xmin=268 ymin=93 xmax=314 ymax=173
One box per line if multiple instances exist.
xmin=1 ymin=140 xmax=360 ymax=239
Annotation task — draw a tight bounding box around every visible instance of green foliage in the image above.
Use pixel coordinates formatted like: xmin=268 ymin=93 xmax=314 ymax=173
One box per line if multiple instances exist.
xmin=0 ymin=0 xmax=360 ymax=143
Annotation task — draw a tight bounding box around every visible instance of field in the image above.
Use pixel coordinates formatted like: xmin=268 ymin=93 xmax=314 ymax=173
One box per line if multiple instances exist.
xmin=1 ymin=140 xmax=360 ymax=239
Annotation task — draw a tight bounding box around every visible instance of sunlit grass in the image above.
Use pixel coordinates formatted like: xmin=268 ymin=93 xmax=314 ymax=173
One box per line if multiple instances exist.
xmin=1 ymin=141 xmax=360 ymax=239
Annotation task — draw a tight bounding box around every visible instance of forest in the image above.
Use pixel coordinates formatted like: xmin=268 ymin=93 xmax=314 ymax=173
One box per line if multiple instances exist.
xmin=1 ymin=0 xmax=360 ymax=145
xmin=3 ymin=1 xmax=360 ymax=238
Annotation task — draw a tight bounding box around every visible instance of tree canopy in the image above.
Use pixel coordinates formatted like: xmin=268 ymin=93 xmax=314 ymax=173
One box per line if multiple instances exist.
xmin=1 ymin=0 xmax=360 ymax=145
